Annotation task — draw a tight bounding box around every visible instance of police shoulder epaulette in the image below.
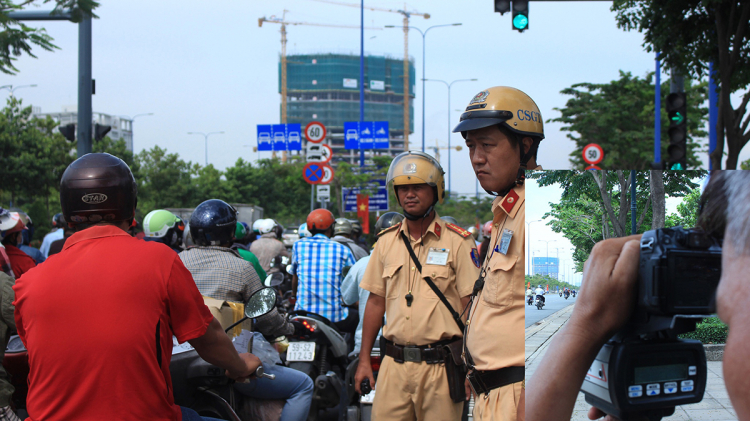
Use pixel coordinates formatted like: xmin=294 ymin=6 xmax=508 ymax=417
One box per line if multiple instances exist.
xmin=445 ymin=223 xmax=470 ymax=238
xmin=377 ymin=222 xmax=401 ymax=237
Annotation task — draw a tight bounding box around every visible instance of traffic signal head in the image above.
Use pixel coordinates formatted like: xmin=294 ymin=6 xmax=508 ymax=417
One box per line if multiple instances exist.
xmin=94 ymin=123 xmax=112 ymax=141
xmin=512 ymin=0 xmax=529 ymax=32
xmin=494 ymin=0 xmax=510 ymax=14
xmin=59 ymin=123 xmax=76 ymax=142
xmin=665 ymin=92 xmax=687 ymax=170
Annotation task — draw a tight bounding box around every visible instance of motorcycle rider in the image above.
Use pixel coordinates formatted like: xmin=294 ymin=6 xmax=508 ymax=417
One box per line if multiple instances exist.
xmin=535 ymin=285 xmax=546 ymax=305
xmin=0 ymin=211 xmax=36 ymax=278
xmin=143 ymin=209 xmax=186 ymax=253
xmin=13 ymin=153 xmax=261 ymax=421
xmin=39 ymin=213 xmax=65 ymax=258
xmin=16 ymin=212 xmax=45 ymax=264
xmin=332 ymin=218 xmax=369 ymax=261
xmin=354 ymin=151 xmax=478 ymax=420
xmin=290 ymin=209 xmax=357 ymax=333
xmin=179 ymin=199 xmax=313 ymax=421
xmin=526 ymin=286 xmax=534 ymax=305
xmin=0 ymin=212 xmax=21 ymax=421
xmin=455 ymin=86 xmax=545 ymax=420
xmin=250 ymin=218 xmax=290 ymax=274
xmin=340 ymin=212 xmax=404 ymax=357
xmin=232 ymin=222 xmax=267 ymax=282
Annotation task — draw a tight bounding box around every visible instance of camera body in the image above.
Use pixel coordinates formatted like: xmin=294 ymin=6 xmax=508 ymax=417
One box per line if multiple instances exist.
xmin=581 ymin=227 xmax=722 ymax=421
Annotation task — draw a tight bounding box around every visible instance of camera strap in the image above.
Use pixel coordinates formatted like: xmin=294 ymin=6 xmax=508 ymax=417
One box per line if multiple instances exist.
xmin=400 ymin=232 xmax=465 ymax=332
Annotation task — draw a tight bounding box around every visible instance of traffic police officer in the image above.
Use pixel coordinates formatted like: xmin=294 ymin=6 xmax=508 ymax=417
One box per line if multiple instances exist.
xmin=354 ymin=151 xmax=479 ymax=420
xmin=453 ymin=86 xmax=544 ymax=421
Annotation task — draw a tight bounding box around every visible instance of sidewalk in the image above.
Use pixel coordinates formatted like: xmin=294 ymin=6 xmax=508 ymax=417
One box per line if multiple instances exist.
xmin=525 ymin=305 xmax=737 ymax=421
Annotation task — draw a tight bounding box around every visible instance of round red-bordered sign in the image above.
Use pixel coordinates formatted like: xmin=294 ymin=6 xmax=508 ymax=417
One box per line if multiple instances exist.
xmin=582 ymin=143 xmax=604 ymax=165
xmin=319 ymin=164 xmax=335 ymax=185
xmin=302 ymin=162 xmax=325 ymax=185
xmin=304 ymin=121 xmax=327 ymax=143
xmin=585 ymin=164 xmax=602 ymax=171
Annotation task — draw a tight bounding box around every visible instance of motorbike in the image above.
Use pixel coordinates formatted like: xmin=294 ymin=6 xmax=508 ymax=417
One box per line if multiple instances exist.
xmin=285 ymin=310 xmax=359 ymax=421
xmin=527 ymin=295 xmax=534 ymax=306
xmin=559 ymin=292 xmax=562 ymax=297
xmin=564 ymin=291 xmax=570 ymax=300
xmin=535 ymin=295 xmax=545 ymax=310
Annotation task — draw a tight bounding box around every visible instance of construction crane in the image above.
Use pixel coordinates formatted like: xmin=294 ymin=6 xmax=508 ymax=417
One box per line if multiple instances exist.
xmin=258 ymin=11 xmax=380 ymax=160
xmin=303 ymin=0 xmax=430 ymax=151
xmin=429 ymin=139 xmax=462 ymax=164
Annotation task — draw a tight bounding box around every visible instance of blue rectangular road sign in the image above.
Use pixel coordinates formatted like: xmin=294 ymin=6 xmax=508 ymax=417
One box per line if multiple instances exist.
xmin=374 ymin=121 xmax=389 ymax=149
xmin=359 ymin=122 xmax=374 ymax=149
xmin=287 ymin=123 xmax=302 ymax=151
xmin=344 ymin=122 xmax=359 ymax=150
xmin=272 ymin=124 xmax=286 ymax=151
xmin=257 ymin=125 xmax=272 ymax=151
xmin=343 ymin=179 xmax=389 ymax=212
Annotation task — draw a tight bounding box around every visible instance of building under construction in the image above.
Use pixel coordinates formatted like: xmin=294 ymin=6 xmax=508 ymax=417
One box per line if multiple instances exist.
xmin=282 ymin=53 xmax=415 ymax=163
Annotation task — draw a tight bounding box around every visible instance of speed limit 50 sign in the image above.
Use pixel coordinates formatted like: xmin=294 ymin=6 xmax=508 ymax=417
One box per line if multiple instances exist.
xmin=304 ymin=121 xmax=327 ymax=144
xmin=582 ymin=143 xmax=604 ymax=165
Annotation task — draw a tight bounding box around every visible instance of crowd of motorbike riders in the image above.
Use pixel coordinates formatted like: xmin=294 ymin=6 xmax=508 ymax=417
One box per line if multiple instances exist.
xmin=0 ymin=85 xmax=538 ymax=421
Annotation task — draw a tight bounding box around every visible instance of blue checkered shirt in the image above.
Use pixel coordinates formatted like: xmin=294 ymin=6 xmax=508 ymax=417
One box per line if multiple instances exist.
xmin=290 ymin=234 xmax=356 ymax=322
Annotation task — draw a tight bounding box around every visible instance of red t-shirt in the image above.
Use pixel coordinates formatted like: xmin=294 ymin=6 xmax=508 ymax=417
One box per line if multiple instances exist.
xmin=4 ymin=244 xmax=36 ymax=278
xmin=13 ymin=225 xmax=214 ymax=421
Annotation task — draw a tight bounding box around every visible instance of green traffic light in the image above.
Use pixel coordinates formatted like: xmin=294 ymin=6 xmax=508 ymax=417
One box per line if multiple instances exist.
xmin=513 ymin=14 xmax=528 ymax=30
xmin=669 ymin=163 xmax=684 ymax=170
xmin=671 ymin=112 xmax=684 ymax=125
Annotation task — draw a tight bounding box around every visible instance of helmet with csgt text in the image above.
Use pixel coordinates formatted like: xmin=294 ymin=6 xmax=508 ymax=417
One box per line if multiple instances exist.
xmin=386 ymin=151 xmax=445 ymax=219
xmin=189 ymin=199 xmax=237 ymax=246
xmin=452 ymin=86 xmax=544 ymax=141
xmin=307 ymin=209 xmax=335 ymax=232
xmin=60 ymin=153 xmax=137 ymax=226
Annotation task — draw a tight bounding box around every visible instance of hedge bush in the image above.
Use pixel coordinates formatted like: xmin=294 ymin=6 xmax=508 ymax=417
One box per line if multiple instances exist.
xmin=679 ymin=317 xmax=728 ymax=344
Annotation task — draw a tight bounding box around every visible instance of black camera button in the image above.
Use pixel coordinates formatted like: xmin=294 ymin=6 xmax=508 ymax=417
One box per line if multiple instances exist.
xmin=627 ymin=385 xmax=643 ymax=398
xmin=646 ymin=384 xmax=660 ymax=396
xmin=664 ymin=382 xmax=678 ymax=394
xmin=681 ymin=380 xmax=694 ymax=392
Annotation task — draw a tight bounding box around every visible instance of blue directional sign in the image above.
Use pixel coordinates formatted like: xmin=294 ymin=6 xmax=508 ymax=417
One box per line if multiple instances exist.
xmin=257 ymin=125 xmax=272 ymax=151
xmin=287 ymin=123 xmax=301 ymax=151
xmin=344 ymin=121 xmax=390 ymax=150
xmin=343 ymin=179 xmax=389 ymax=212
xmin=374 ymin=121 xmax=389 ymax=149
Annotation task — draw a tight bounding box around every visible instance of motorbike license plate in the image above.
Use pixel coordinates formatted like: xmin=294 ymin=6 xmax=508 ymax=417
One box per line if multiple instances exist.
xmin=287 ymin=342 xmax=315 ymax=362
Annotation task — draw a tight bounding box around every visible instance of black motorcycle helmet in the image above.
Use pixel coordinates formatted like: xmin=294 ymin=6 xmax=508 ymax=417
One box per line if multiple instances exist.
xmin=374 ymin=212 xmax=405 ymax=235
xmin=189 ymin=199 xmax=237 ymax=246
xmin=60 ymin=153 xmax=137 ymax=227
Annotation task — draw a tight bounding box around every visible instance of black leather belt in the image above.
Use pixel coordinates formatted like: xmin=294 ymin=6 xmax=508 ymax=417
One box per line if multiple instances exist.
xmin=383 ymin=339 xmax=451 ymax=364
xmin=468 ymin=366 xmax=525 ymax=396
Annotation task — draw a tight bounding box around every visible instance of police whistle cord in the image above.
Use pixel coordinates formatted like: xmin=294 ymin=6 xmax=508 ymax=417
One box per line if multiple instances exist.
xmin=400 ymin=232 xmax=465 ymax=332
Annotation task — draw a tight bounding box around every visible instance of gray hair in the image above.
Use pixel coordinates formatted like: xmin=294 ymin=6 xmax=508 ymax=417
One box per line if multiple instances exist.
xmin=724 ymin=171 xmax=750 ymax=255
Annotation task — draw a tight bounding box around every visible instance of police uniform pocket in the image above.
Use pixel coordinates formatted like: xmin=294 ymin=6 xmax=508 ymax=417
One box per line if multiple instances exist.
xmin=481 ymin=254 xmax=518 ymax=309
xmin=383 ymin=263 xmax=403 ymax=299
xmin=422 ymin=265 xmax=452 ymax=300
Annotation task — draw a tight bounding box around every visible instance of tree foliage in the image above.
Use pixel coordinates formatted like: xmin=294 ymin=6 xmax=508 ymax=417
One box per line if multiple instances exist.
xmin=612 ymin=0 xmax=750 ymax=169
xmin=665 ymin=187 xmax=702 ymax=228
xmin=0 ymin=0 xmax=99 ymax=75
xmin=550 ymin=71 xmax=707 ymax=169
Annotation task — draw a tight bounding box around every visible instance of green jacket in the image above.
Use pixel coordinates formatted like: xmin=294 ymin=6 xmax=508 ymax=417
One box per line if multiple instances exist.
xmin=0 ymin=272 xmax=16 ymax=407
xmin=236 ymin=248 xmax=268 ymax=282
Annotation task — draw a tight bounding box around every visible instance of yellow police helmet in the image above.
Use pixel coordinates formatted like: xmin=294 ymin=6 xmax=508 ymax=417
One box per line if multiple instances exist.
xmin=452 ymin=86 xmax=544 ymax=140
xmin=386 ymin=151 xmax=445 ymax=205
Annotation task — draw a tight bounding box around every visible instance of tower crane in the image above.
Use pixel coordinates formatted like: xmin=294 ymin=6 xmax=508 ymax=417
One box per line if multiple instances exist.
xmin=303 ymin=0 xmax=430 ymax=151
xmin=258 ymin=11 xmax=380 ymax=160
xmin=429 ymin=139 xmax=462 ymax=164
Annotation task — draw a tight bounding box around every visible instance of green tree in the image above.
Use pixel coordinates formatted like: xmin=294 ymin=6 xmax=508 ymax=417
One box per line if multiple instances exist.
xmin=612 ymin=1 xmax=750 ymax=169
xmin=665 ymin=187 xmax=702 ymax=228
xmin=135 ymin=146 xmax=197 ymax=213
xmin=741 ymin=158 xmax=750 ymax=169
xmin=1 ymin=0 xmax=99 ymax=75
xmin=549 ymin=71 xmax=707 ymax=169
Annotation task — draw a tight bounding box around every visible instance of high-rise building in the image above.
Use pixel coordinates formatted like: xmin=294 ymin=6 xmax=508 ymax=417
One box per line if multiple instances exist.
xmin=32 ymin=106 xmax=135 ymax=152
xmin=532 ymin=257 xmax=559 ymax=279
xmin=283 ymin=53 xmax=415 ymax=164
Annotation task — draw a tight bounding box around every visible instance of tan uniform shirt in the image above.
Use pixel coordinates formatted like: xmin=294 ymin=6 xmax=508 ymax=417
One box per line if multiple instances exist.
xmin=465 ymin=183 xmax=525 ymax=371
xmin=360 ymin=214 xmax=478 ymax=346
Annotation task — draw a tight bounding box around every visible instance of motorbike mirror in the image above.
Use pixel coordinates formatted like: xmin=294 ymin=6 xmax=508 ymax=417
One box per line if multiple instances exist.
xmin=245 ymin=287 xmax=277 ymax=319
xmin=264 ymin=272 xmax=284 ymax=287
xmin=285 ymin=264 xmax=293 ymax=274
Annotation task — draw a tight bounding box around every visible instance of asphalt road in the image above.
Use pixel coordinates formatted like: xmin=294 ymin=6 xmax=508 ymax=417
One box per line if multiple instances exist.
xmin=525 ymin=292 xmax=577 ymax=328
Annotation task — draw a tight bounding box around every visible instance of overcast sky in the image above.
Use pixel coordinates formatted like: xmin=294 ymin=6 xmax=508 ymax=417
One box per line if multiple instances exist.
xmin=3 ymin=0 xmax=745 ymax=201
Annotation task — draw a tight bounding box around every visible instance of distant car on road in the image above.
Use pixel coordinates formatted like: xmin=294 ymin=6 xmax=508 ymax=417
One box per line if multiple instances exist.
xmin=282 ymin=228 xmax=299 ymax=248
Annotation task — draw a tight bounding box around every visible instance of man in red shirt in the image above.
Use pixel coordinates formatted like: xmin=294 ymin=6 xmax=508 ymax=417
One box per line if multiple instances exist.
xmin=13 ymin=153 xmax=260 ymax=421
xmin=0 ymin=211 xmax=36 ymax=278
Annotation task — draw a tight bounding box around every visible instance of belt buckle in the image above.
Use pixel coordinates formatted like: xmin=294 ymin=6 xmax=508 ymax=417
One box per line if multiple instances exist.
xmin=403 ymin=346 xmax=422 ymax=363
xmin=467 ymin=371 xmax=485 ymax=396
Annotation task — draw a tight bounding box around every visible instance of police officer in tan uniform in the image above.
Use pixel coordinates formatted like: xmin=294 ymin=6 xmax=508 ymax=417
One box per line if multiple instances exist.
xmin=354 ymin=151 xmax=479 ymax=421
xmin=453 ymin=86 xmax=545 ymax=421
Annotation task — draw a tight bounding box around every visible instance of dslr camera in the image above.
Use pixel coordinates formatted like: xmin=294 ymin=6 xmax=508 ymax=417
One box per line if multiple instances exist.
xmin=580 ymin=227 xmax=722 ymax=421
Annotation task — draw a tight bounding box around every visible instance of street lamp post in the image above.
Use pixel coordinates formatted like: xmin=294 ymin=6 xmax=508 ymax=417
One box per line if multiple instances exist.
xmin=424 ymin=78 xmax=477 ymax=198
xmin=121 ymin=113 xmax=153 ymax=153
xmin=526 ymin=220 xmax=541 ymax=275
xmin=0 ymin=84 xmax=37 ymax=97
xmin=385 ymin=23 xmax=462 ymax=153
xmin=188 ymin=131 xmax=224 ymax=166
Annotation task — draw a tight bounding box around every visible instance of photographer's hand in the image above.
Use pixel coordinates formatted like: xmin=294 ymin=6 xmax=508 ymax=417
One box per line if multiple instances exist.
xmin=526 ymin=235 xmax=641 ymax=421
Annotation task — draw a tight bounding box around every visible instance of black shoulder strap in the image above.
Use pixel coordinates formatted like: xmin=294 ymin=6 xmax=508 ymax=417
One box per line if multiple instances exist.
xmin=400 ymin=232 xmax=465 ymax=331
